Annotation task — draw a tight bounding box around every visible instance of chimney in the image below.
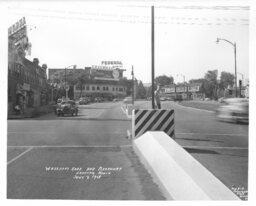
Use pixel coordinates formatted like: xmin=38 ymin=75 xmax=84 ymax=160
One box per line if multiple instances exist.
xmin=33 ymin=58 xmax=39 ymax=65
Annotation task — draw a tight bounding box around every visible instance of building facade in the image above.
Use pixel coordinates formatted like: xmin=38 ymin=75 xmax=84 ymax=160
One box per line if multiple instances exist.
xmin=160 ymin=83 xmax=204 ymax=100
xmin=48 ymin=61 xmax=127 ymax=101
xmin=8 ymin=17 xmax=48 ymax=116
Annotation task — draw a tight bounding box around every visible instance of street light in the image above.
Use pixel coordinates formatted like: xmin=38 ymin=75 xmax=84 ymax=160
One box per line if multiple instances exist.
xmin=216 ymin=37 xmax=237 ymax=97
xmin=65 ymin=64 xmax=76 ymax=99
xmin=131 ymin=66 xmax=134 ymax=105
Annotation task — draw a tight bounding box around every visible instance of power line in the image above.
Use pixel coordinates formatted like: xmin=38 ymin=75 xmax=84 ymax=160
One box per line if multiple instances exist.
xmin=10 ymin=11 xmax=249 ymax=26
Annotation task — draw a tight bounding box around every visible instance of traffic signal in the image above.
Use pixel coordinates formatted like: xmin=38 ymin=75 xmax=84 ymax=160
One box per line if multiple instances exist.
xmin=239 ymin=80 xmax=242 ymax=87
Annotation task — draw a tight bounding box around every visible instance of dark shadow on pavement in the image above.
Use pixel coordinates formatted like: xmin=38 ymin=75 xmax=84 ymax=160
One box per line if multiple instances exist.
xmin=176 ymin=137 xmax=223 ymax=143
xmin=184 ymin=147 xmax=219 ymax=154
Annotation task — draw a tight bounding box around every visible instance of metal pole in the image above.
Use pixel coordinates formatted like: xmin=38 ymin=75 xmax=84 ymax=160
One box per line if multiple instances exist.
xmin=151 ymin=5 xmax=155 ymax=109
xmin=51 ymin=87 xmax=54 ymax=102
xmin=65 ymin=67 xmax=68 ymax=99
xmin=234 ymin=43 xmax=237 ymax=97
xmin=132 ymin=65 xmax=134 ymax=105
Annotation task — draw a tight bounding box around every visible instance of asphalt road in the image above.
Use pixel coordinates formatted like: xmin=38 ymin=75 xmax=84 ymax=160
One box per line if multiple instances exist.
xmin=133 ymin=100 xmax=248 ymax=199
xmin=7 ymin=102 xmax=165 ymax=200
xmin=7 ymin=100 xmax=248 ymax=200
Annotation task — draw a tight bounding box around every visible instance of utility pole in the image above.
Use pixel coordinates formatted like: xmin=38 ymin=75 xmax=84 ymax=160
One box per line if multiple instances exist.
xmin=131 ymin=66 xmax=134 ymax=105
xmin=65 ymin=67 xmax=67 ymax=99
xmin=234 ymin=43 xmax=237 ymax=97
xmin=151 ymin=5 xmax=155 ymax=109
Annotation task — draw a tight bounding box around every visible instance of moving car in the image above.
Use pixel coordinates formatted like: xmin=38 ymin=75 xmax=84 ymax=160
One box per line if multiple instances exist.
xmin=56 ymin=100 xmax=78 ymax=116
xmin=78 ymin=97 xmax=89 ymax=105
xmin=216 ymin=98 xmax=249 ymax=123
xmin=123 ymin=96 xmax=132 ymax=104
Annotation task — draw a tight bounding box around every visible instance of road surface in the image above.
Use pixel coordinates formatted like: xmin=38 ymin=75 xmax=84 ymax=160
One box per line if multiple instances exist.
xmin=7 ymin=100 xmax=248 ymax=200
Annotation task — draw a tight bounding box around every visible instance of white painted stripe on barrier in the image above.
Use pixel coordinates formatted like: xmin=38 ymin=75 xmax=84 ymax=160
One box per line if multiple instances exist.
xmin=136 ymin=110 xmax=162 ymax=137
xmin=133 ymin=109 xmax=175 ymax=139
xmin=159 ymin=112 xmax=174 ymax=132
xmin=133 ymin=131 xmax=240 ymax=200
xmin=150 ymin=111 xmax=169 ymax=131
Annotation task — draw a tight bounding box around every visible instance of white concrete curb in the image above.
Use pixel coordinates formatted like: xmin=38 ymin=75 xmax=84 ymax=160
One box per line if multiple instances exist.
xmin=133 ymin=131 xmax=240 ymax=200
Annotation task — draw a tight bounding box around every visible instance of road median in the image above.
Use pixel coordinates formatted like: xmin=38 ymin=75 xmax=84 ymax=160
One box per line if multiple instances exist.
xmin=133 ymin=131 xmax=240 ymax=200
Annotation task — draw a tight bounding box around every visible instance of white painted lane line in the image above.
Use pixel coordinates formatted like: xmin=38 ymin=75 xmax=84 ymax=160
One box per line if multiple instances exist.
xmin=120 ymin=106 xmax=131 ymax=119
xmin=176 ymin=132 xmax=248 ymax=137
xmin=183 ymin=146 xmax=248 ymax=150
xmin=7 ymin=147 xmax=33 ymax=165
xmin=127 ymin=130 xmax=131 ymax=139
xmin=7 ymin=145 xmax=133 ymax=148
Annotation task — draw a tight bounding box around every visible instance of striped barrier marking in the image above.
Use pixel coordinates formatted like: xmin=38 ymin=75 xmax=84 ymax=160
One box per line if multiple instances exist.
xmin=132 ymin=109 xmax=175 ymax=138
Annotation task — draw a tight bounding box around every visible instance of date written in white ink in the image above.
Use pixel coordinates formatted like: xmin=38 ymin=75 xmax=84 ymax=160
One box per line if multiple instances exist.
xmin=45 ymin=166 xmax=122 ymax=180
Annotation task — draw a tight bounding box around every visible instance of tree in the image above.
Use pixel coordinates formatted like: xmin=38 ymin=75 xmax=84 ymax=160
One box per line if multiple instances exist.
xmin=219 ymin=71 xmax=234 ymax=90
xmin=204 ymin=70 xmax=218 ymax=99
xmin=76 ymin=72 xmax=89 ymax=98
xmin=137 ymin=81 xmax=147 ymax=99
xmin=155 ymin=75 xmax=174 ymax=86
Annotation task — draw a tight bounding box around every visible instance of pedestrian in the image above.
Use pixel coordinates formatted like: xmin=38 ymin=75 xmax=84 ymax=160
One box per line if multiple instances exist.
xmin=154 ymin=84 xmax=161 ymax=109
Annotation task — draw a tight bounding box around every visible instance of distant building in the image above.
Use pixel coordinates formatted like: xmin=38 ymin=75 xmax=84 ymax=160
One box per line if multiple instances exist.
xmin=48 ymin=61 xmax=127 ymax=100
xmin=160 ymin=83 xmax=204 ymax=100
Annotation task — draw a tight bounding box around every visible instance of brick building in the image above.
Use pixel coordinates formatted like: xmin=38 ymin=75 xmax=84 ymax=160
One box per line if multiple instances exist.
xmin=8 ymin=17 xmax=48 ymax=116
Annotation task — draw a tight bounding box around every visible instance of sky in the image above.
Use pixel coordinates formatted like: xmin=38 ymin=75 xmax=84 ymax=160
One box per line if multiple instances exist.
xmin=4 ymin=1 xmax=250 ymax=84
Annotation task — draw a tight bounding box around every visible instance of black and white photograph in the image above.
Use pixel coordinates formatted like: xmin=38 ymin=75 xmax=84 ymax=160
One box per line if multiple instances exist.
xmin=1 ymin=0 xmax=256 ymax=204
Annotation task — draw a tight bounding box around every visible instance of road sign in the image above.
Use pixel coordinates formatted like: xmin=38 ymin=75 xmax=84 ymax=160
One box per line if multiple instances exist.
xmin=65 ymin=85 xmax=70 ymax=91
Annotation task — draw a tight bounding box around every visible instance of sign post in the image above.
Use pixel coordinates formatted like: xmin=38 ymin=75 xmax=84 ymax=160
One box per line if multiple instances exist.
xmin=65 ymin=85 xmax=69 ymax=100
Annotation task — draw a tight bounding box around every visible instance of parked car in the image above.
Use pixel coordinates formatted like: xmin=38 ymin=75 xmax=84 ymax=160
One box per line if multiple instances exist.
xmin=56 ymin=100 xmax=78 ymax=116
xmin=94 ymin=97 xmax=103 ymax=102
xmin=216 ymin=98 xmax=249 ymax=123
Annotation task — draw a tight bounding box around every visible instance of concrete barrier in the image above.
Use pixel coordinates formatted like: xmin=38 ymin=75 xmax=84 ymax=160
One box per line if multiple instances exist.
xmin=133 ymin=131 xmax=240 ymax=200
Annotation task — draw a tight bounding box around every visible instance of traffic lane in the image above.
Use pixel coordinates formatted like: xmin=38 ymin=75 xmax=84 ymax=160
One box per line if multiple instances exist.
xmin=184 ymin=147 xmax=248 ymax=195
xmin=131 ymin=101 xmax=248 ymax=198
xmin=7 ymin=146 xmax=166 ymax=200
xmin=8 ymin=102 xmax=132 ymax=147
xmin=161 ymin=101 xmax=248 ymax=148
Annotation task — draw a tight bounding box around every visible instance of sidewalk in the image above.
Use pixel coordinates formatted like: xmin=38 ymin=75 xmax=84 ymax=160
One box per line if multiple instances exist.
xmin=8 ymin=105 xmax=55 ymax=119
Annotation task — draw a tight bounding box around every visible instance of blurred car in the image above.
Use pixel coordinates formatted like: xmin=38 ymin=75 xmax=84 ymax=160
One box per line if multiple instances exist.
xmin=216 ymin=98 xmax=249 ymax=123
xmin=78 ymin=97 xmax=89 ymax=105
xmin=56 ymin=98 xmax=63 ymax=105
xmin=56 ymin=100 xmax=78 ymax=116
xmin=123 ymin=96 xmax=132 ymax=104
xmin=94 ymin=97 xmax=103 ymax=102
